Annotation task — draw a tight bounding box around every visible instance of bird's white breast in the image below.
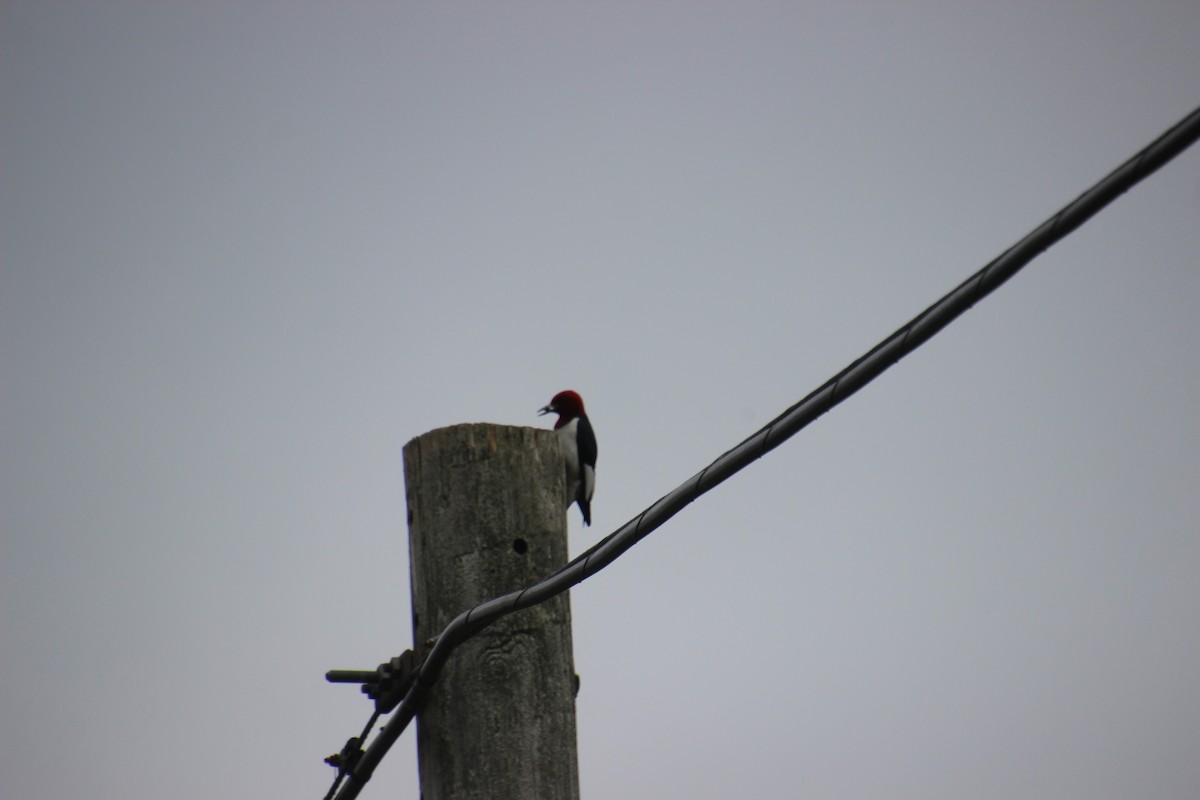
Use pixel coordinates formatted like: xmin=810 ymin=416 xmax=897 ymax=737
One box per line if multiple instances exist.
xmin=556 ymin=419 xmax=582 ymax=500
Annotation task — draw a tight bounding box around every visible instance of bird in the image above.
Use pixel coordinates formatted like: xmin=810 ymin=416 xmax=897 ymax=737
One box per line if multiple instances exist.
xmin=538 ymin=390 xmax=597 ymax=526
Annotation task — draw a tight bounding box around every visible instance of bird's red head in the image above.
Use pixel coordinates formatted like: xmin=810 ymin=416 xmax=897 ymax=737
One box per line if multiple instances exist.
xmin=538 ymin=390 xmax=587 ymax=429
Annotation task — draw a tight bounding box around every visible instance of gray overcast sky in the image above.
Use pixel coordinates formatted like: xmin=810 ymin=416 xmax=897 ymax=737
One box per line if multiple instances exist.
xmin=2 ymin=3 xmax=1198 ymax=799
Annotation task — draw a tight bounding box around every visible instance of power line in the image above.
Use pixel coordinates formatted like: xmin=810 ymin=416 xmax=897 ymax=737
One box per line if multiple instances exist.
xmin=325 ymin=103 xmax=1200 ymax=799
xmin=322 ymin=709 xmax=380 ymax=800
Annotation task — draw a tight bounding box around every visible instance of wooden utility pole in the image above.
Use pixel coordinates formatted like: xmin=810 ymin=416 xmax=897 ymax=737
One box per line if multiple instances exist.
xmin=404 ymin=423 xmax=581 ymax=800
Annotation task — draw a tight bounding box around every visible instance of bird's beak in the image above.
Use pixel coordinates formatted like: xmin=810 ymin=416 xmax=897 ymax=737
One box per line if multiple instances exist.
xmin=537 ymin=404 xmax=554 ymax=417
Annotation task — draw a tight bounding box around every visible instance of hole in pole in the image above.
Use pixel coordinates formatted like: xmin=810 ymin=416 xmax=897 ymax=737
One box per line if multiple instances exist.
xmin=512 ymin=538 xmax=528 ymax=555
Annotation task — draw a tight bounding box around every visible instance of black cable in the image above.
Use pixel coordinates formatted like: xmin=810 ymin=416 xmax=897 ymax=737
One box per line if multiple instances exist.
xmin=330 ymin=103 xmax=1200 ymax=799
xmin=322 ymin=710 xmax=381 ymax=800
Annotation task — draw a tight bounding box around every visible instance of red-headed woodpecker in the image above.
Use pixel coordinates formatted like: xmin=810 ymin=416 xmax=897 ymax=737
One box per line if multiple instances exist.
xmin=538 ymin=390 xmax=597 ymax=526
